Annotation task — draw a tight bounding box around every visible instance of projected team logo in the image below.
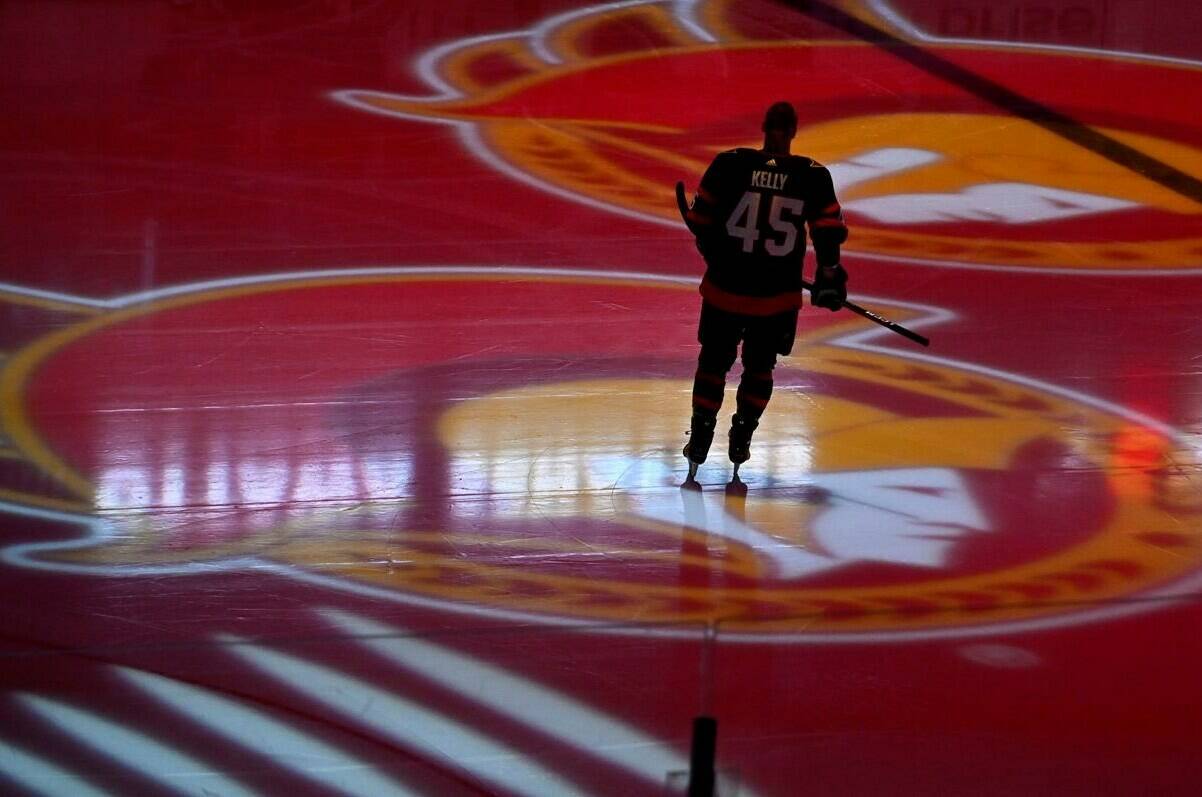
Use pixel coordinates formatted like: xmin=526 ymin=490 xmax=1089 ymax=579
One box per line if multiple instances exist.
xmin=334 ymin=0 xmax=1202 ymax=272
xmin=2 ymin=270 xmax=1198 ymax=641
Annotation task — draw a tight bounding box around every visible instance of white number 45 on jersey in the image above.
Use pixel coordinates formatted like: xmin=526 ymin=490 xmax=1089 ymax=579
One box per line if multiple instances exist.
xmin=726 ymin=191 xmax=805 ymax=256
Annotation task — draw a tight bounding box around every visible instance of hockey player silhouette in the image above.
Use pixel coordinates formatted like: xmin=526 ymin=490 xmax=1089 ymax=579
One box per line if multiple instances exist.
xmin=681 ymin=102 xmax=849 ymax=481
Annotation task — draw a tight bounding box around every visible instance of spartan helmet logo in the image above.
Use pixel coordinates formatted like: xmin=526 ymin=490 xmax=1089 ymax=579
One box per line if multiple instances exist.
xmin=5 ymin=272 xmax=1199 ymax=640
xmin=333 ymin=0 xmax=1202 ymax=272
xmin=656 ymin=468 xmax=991 ymax=579
xmin=379 ymin=345 xmax=1182 ymax=636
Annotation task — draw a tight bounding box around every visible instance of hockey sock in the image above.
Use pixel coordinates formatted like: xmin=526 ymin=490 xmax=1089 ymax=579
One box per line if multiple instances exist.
xmin=735 ymin=369 xmax=773 ymax=421
xmin=692 ymin=367 xmax=726 ymax=414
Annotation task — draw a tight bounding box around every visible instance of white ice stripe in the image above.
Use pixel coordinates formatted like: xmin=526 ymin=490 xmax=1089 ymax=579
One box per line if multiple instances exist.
xmin=0 ymin=282 xmax=109 ymax=309
xmin=866 ymin=0 xmax=1202 ymax=69
xmin=410 ymin=0 xmax=716 ymax=95
xmin=845 ymin=182 xmax=1137 ymax=225
xmin=826 ymin=147 xmax=941 ymax=192
xmin=16 ymin=694 xmax=260 ymax=797
xmin=415 ymin=31 xmax=528 ymax=97
xmin=318 ymin=609 xmax=698 ymax=790
xmin=326 ymin=88 xmax=463 ymax=123
xmin=0 ymin=737 xmax=113 ymax=797
xmin=219 ymin=635 xmax=588 ymax=797
xmin=0 ymin=500 xmax=96 ymax=526
xmin=0 ymin=509 xmax=271 ymax=576
xmin=116 ymin=668 xmax=418 ymax=797
xmin=275 ymin=563 xmax=606 ymax=629
xmin=102 ymin=264 xmax=694 ymax=308
xmin=843 ymin=248 xmax=1202 ymax=276
xmin=0 ymin=503 xmax=140 ymax=576
xmin=0 ymin=262 xmax=950 ymax=323
xmin=672 ymin=0 xmax=718 ymax=43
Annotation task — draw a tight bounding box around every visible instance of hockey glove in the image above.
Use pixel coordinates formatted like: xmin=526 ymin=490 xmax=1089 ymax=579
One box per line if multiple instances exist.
xmin=812 ymin=264 xmax=847 ymax=312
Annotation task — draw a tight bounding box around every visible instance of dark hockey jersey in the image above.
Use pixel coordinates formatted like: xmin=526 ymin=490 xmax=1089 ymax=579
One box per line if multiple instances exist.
xmin=687 ymin=148 xmax=848 ymax=315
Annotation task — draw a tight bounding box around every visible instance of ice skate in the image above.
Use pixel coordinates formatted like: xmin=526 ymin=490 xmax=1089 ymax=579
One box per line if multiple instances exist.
xmin=682 ymin=411 xmax=717 ymax=482
xmin=728 ymin=413 xmax=758 ymax=479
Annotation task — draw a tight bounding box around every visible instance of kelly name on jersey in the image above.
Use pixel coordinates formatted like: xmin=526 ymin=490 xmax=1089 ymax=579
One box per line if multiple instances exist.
xmin=751 ymin=169 xmax=788 ymax=191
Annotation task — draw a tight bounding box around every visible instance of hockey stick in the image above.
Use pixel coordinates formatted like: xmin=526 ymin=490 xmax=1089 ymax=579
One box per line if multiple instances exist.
xmin=674 ymin=181 xmax=930 ymax=348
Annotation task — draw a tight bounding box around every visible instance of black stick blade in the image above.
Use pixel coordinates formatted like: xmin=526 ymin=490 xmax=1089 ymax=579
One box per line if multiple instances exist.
xmin=675 ymin=181 xmax=695 ymax=232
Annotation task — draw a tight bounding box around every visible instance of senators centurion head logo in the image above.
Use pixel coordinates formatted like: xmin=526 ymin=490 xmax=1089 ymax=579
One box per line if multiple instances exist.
xmin=2 ymin=269 xmax=1200 ymax=643
xmin=333 ymin=0 xmax=1202 ymax=273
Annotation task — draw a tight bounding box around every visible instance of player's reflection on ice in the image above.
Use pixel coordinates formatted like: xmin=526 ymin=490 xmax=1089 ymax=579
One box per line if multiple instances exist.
xmin=676 ymin=474 xmax=765 ymax=590
xmin=673 ymin=472 xmax=832 ymax=586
